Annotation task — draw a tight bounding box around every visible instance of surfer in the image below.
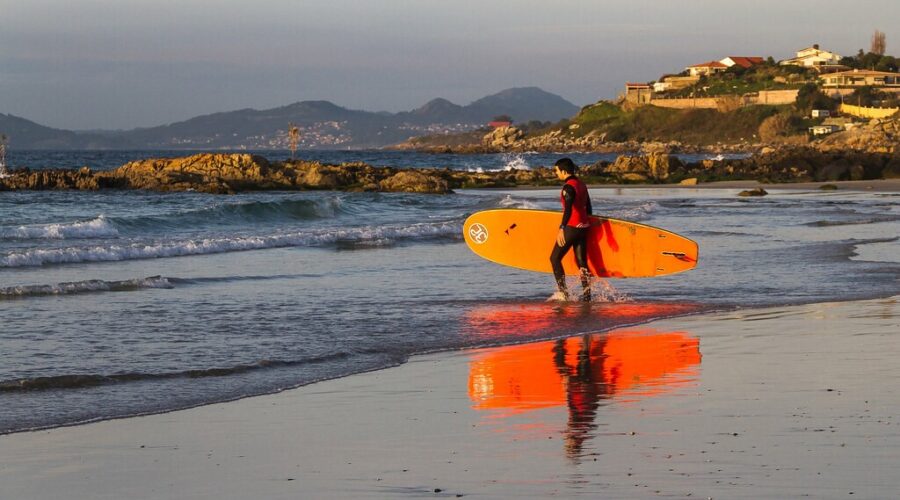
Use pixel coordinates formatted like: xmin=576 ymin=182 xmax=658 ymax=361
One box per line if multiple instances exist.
xmin=550 ymin=158 xmax=593 ymax=302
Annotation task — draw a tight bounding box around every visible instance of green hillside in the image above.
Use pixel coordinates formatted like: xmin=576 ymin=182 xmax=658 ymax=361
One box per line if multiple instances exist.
xmin=566 ymin=102 xmax=785 ymax=144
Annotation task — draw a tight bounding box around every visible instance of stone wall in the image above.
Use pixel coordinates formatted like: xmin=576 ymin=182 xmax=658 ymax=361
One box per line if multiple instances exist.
xmin=649 ymin=97 xmax=721 ymax=109
xmin=755 ymin=90 xmax=800 ymax=105
xmin=647 ymin=89 xmax=798 ymax=111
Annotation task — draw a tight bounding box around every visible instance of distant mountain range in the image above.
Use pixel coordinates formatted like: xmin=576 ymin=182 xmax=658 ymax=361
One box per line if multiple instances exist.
xmin=0 ymin=87 xmax=580 ymax=150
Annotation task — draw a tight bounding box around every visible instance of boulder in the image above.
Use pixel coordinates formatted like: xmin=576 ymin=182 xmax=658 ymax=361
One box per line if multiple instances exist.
xmin=679 ymin=178 xmax=698 ymax=186
xmin=379 ymin=170 xmax=451 ymax=194
xmin=609 ymin=153 xmax=679 ymax=181
xmin=738 ymin=188 xmax=768 ymax=197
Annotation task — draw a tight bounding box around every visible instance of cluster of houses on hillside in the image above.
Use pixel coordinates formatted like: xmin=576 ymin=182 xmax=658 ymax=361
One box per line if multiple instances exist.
xmin=625 ymin=44 xmax=900 ymax=103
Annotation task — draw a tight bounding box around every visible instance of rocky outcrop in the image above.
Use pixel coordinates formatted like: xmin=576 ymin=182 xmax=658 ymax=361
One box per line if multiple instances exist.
xmin=482 ymin=126 xmax=525 ymax=149
xmin=2 ymin=150 xmax=898 ymax=195
xmin=0 ymin=166 xmax=121 ymax=191
xmin=379 ymin=170 xmax=450 ymax=194
xmin=815 ymin=117 xmax=899 ymax=154
xmin=0 ymin=154 xmax=458 ymax=194
xmin=603 ymin=153 xmax=683 ymax=182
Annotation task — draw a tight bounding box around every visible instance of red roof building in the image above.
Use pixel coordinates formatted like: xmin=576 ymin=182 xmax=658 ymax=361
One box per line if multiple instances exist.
xmin=720 ymin=56 xmax=765 ymax=69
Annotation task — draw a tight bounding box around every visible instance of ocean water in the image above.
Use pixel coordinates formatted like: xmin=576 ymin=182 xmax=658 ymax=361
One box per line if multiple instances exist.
xmin=1 ymin=151 xmax=898 ymax=434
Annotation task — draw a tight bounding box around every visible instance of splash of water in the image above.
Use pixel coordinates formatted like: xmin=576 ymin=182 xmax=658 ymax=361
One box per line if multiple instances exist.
xmin=547 ymin=276 xmax=631 ymax=303
xmin=501 ymin=153 xmax=531 ymax=171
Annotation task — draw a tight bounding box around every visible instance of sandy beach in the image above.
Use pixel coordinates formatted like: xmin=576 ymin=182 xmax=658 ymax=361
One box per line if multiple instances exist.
xmin=2 ymin=296 xmax=898 ymax=499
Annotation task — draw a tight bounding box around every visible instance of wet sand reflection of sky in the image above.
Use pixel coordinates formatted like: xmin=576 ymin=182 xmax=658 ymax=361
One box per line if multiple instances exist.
xmin=467 ymin=327 xmax=701 ymax=460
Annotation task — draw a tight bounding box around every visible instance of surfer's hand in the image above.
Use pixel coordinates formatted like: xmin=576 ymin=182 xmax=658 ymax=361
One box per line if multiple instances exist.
xmin=556 ymin=228 xmax=566 ymax=246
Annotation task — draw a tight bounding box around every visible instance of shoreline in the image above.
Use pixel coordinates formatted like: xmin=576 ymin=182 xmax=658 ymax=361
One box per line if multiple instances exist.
xmin=2 ymin=296 xmax=898 ymax=498
xmin=482 ymin=177 xmax=900 ymax=193
xmin=590 ymin=178 xmax=900 ymax=193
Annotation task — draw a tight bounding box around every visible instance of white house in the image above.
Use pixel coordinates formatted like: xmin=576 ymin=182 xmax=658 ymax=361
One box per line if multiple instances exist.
xmin=780 ymin=44 xmax=843 ymax=68
xmin=686 ymin=61 xmax=728 ymax=77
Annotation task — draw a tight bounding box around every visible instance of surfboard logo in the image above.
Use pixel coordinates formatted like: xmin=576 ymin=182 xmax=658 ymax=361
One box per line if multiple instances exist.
xmin=468 ymin=223 xmax=489 ymax=244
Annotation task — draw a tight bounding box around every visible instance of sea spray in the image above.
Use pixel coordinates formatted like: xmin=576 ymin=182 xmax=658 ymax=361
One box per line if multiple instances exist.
xmin=501 ymin=153 xmax=531 ymax=171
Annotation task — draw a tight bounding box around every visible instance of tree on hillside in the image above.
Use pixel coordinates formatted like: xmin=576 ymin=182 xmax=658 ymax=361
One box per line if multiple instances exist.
xmin=847 ymin=86 xmax=884 ymax=107
xmin=795 ymin=83 xmax=836 ymax=113
xmin=491 ymin=115 xmax=513 ymax=123
xmin=872 ymin=29 xmax=887 ymax=56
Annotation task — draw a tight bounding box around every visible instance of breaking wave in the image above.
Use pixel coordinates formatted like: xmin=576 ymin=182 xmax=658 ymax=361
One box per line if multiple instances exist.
xmin=606 ymin=201 xmax=657 ymax=222
xmin=0 ymin=276 xmax=173 ymax=299
xmin=498 ymin=195 xmax=543 ymax=209
xmin=0 ymin=220 xmax=463 ymax=267
xmin=805 ymin=215 xmax=900 ymax=227
xmin=114 ymin=197 xmax=346 ymax=233
xmin=0 ymin=216 xmax=119 ymax=240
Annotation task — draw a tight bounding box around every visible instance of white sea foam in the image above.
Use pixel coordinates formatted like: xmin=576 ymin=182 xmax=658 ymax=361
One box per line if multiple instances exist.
xmin=607 ymin=201 xmax=657 ymax=222
xmin=466 ymin=154 xmax=532 ymax=173
xmin=0 ymin=216 xmax=119 ymax=240
xmin=498 ymin=195 xmax=542 ymax=210
xmin=0 ymin=276 xmax=173 ymax=298
xmin=0 ymin=221 xmax=461 ymax=267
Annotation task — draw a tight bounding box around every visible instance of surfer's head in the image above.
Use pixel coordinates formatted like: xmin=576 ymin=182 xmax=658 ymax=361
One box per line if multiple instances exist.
xmin=554 ymin=158 xmax=577 ymax=179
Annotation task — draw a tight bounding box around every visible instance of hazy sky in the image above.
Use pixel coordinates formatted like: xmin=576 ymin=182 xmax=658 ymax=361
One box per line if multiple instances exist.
xmin=1 ymin=0 xmax=897 ymax=130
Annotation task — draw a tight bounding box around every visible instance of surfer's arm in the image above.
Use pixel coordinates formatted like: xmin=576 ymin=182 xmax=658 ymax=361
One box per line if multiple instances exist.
xmin=559 ymin=185 xmax=576 ymax=228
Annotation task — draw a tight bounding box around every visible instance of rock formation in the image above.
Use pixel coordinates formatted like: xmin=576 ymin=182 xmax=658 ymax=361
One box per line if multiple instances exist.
xmin=815 ymin=116 xmax=899 ymax=154
xmin=602 ymin=153 xmax=683 ymax=182
xmin=482 ymin=126 xmax=525 ymax=150
xmin=2 ymin=150 xmax=897 ymax=195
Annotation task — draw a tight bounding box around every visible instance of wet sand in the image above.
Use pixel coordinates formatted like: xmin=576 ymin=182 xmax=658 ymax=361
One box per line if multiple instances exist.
xmin=581 ymin=178 xmax=900 ymax=193
xmin=663 ymin=178 xmax=900 ymax=192
xmin=2 ymin=297 xmax=898 ymax=499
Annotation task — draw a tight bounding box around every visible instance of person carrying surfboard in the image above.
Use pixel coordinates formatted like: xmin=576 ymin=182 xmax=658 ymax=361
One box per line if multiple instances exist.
xmin=550 ymin=158 xmax=593 ymax=302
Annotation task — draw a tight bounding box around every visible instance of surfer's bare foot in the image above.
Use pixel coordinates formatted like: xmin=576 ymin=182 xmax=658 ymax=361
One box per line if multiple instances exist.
xmin=580 ymin=290 xmax=592 ymax=302
xmin=548 ymin=290 xmax=570 ymax=302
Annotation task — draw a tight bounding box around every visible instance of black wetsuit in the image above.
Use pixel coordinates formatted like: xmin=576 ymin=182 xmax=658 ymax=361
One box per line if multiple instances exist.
xmin=550 ymin=176 xmax=592 ymax=298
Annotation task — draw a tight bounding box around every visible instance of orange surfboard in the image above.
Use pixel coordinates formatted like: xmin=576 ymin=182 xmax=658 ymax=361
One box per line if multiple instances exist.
xmin=463 ymin=209 xmax=697 ymax=278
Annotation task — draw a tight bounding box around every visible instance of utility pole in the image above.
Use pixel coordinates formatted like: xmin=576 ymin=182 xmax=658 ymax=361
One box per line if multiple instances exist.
xmin=0 ymin=134 xmax=8 ymax=176
xmin=288 ymin=123 xmax=300 ymax=160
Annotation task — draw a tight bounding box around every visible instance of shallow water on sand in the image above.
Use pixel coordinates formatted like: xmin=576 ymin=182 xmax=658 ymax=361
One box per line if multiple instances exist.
xmin=1 ymin=177 xmax=898 ymax=433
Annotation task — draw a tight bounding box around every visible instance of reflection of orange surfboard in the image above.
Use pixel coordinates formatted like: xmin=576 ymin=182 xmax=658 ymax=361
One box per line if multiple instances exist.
xmin=463 ymin=209 xmax=698 ymax=278
xmin=467 ymin=329 xmax=701 ymax=415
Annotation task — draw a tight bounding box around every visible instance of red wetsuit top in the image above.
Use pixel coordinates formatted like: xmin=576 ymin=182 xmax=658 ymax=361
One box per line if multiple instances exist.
xmin=560 ymin=176 xmax=592 ymax=228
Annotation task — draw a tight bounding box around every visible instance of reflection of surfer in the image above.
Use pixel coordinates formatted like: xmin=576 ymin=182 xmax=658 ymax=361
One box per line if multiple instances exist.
xmin=553 ymin=335 xmax=610 ymax=459
xmin=549 ymin=158 xmax=593 ymax=302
